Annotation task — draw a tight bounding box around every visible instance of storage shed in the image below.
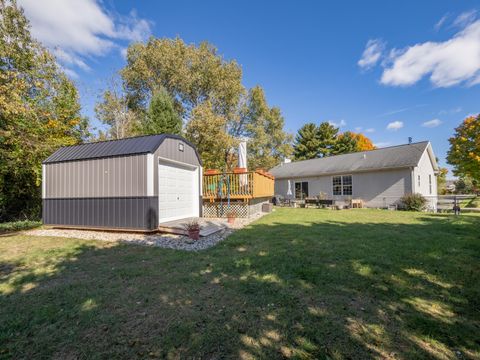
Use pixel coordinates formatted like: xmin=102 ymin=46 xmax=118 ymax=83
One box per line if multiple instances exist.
xmin=42 ymin=134 xmax=203 ymax=231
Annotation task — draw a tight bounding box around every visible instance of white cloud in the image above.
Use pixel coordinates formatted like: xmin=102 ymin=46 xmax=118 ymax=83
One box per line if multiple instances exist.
xmin=386 ymin=121 xmax=404 ymax=131
xmin=18 ymin=0 xmax=152 ymax=76
xmin=120 ymin=47 xmax=128 ymax=60
xmin=61 ymin=67 xmax=79 ymax=79
xmin=358 ymin=39 xmax=385 ymax=69
xmin=452 ymin=10 xmax=477 ymax=28
xmin=355 ymin=126 xmax=375 ymax=133
xmin=422 ymin=119 xmax=443 ymax=128
xmin=435 ymin=14 xmax=449 ymax=31
xmin=328 ymin=119 xmax=346 ymax=128
xmin=380 ymin=19 xmax=480 ymax=87
xmin=52 ymin=48 xmax=90 ymax=71
xmin=439 ymin=106 xmax=462 ymax=115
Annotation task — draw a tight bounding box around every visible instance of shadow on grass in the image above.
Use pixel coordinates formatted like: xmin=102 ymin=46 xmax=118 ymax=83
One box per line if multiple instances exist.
xmin=0 ymin=211 xmax=479 ymax=359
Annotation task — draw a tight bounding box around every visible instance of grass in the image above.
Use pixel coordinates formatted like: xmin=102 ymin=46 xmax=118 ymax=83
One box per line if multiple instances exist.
xmin=0 ymin=220 xmax=41 ymax=234
xmin=0 ymin=209 xmax=479 ymax=359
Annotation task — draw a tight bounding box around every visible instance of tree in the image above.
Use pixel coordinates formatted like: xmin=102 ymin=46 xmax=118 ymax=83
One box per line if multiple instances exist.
xmin=99 ymin=37 xmax=292 ymax=170
xmin=454 ymin=176 xmax=478 ymax=194
xmin=437 ymin=167 xmax=448 ymax=195
xmin=447 ymin=114 xmax=480 ymax=182
xmin=0 ymin=0 xmax=89 ymax=221
xmin=293 ymin=123 xmax=321 ymax=160
xmin=185 ymin=101 xmax=236 ymax=170
xmin=120 ymin=37 xmax=244 ymax=169
xmin=122 ymin=38 xmax=244 ymax=120
xmin=242 ymin=86 xmax=292 ymax=169
xmin=352 ymin=133 xmax=375 ymax=151
xmin=317 ymin=122 xmax=339 ymax=157
xmin=141 ymin=88 xmax=182 ymax=135
xmin=334 ymin=131 xmax=358 ymax=154
xmin=334 ymin=132 xmax=376 ymax=154
xmin=293 ymin=122 xmax=376 ymax=160
xmin=95 ymin=76 xmax=138 ymax=139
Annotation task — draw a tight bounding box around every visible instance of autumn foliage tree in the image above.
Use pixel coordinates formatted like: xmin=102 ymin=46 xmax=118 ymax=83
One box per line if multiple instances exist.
xmin=0 ymin=0 xmax=89 ymax=220
xmin=99 ymin=37 xmax=292 ymax=170
xmin=447 ymin=114 xmax=480 ymax=182
xmin=352 ymin=132 xmax=375 ymax=151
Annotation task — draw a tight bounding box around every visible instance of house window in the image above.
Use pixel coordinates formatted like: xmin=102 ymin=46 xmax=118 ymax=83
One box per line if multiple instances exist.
xmin=178 ymin=142 xmax=184 ymax=152
xmin=332 ymin=175 xmax=352 ymax=196
xmin=429 ymin=174 xmax=432 ymax=194
xmin=333 ymin=176 xmax=342 ymax=195
xmin=418 ymin=175 xmax=421 ymax=188
xmin=295 ymin=182 xmax=309 ymax=199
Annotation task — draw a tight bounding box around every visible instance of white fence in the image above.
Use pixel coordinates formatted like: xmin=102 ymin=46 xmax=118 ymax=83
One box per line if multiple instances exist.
xmin=368 ymin=195 xmax=478 ymax=212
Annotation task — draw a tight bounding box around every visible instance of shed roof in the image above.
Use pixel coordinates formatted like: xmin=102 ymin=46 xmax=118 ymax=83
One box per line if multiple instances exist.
xmin=43 ymin=134 xmax=202 ymax=164
xmin=270 ymin=141 xmax=437 ymax=179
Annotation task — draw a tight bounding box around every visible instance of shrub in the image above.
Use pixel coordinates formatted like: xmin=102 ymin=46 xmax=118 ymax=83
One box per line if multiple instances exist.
xmin=400 ymin=193 xmax=427 ymax=211
xmin=0 ymin=220 xmax=41 ymax=234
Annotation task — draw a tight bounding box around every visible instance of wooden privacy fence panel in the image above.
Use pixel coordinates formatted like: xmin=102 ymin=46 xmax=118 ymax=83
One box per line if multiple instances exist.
xmin=252 ymin=172 xmax=274 ymax=198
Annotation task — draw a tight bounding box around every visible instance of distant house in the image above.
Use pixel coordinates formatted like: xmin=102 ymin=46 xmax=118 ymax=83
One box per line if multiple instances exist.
xmin=270 ymin=141 xmax=439 ymax=209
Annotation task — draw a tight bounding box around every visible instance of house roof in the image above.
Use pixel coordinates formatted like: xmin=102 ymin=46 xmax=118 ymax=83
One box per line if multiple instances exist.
xmin=43 ymin=134 xmax=202 ymax=164
xmin=270 ymin=141 xmax=437 ymax=179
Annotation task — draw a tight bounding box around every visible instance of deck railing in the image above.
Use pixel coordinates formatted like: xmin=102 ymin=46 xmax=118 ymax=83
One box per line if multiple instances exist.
xmin=203 ymin=170 xmax=274 ymax=200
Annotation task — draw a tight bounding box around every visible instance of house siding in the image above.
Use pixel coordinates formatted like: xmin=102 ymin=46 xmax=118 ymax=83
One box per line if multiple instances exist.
xmin=274 ymin=168 xmax=413 ymax=208
xmin=413 ymin=148 xmax=437 ymax=209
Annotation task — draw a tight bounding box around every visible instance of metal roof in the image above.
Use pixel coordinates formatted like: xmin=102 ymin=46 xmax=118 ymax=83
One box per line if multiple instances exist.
xmin=270 ymin=141 xmax=435 ymax=179
xmin=43 ymin=134 xmax=202 ymax=164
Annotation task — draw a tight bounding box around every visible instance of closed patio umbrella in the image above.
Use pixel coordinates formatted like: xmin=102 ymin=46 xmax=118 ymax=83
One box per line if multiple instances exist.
xmin=287 ymin=179 xmax=293 ymax=197
xmin=238 ymin=141 xmax=248 ymax=187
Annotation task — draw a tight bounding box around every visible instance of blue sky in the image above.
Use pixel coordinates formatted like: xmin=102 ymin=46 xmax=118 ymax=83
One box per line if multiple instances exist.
xmin=19 ymin=0 xmax=480 ymax=175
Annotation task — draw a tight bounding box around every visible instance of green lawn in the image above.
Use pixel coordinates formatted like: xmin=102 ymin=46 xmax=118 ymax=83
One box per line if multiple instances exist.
xmin=1 ymin=209 xmax=479 ymax=359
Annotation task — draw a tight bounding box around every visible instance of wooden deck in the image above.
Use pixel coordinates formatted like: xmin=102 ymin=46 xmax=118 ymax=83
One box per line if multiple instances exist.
xmin=158 ymin=217 xmax=225 ymax=236
xmin=202 ymin=170 xmax=274 ymax=201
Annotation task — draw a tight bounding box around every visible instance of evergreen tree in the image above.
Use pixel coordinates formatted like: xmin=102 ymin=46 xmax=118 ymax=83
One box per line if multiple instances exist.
xmin=293 ymin=123 xmax=321 ymax=160
xmin=333 ymin=131 xmax=358 ymax=154
xmin=141 ymin=89 xmax=182 ymax=135
xmin=317 ymin=122 xmax=339 ymax=157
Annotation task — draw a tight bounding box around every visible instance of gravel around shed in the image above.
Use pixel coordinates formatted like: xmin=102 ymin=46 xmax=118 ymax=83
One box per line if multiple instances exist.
xmin=26 ymin=212 xmax=267 ymax=251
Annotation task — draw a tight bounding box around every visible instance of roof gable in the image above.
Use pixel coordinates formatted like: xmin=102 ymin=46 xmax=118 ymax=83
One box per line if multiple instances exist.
xmin=270 ymin=141 xmax=432 ymax=179
xmin=44 ymin=134 xmax=201 ymax=164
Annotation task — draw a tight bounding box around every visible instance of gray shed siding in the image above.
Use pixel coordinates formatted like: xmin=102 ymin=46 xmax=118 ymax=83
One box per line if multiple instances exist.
xmin=43 ymin=197 xmax=158 ymax=230
xmin=152 ymin=137 xmax=201 ymax=197
xmin=44 ymin=154 xmax=148 ymax=198
xmin=274 ymin=168 xmax=413 ymax=208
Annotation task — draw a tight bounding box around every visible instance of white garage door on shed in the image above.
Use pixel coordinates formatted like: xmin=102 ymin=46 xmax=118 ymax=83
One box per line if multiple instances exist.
xmin=158 ymin=160 xmax=199 ymax=223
